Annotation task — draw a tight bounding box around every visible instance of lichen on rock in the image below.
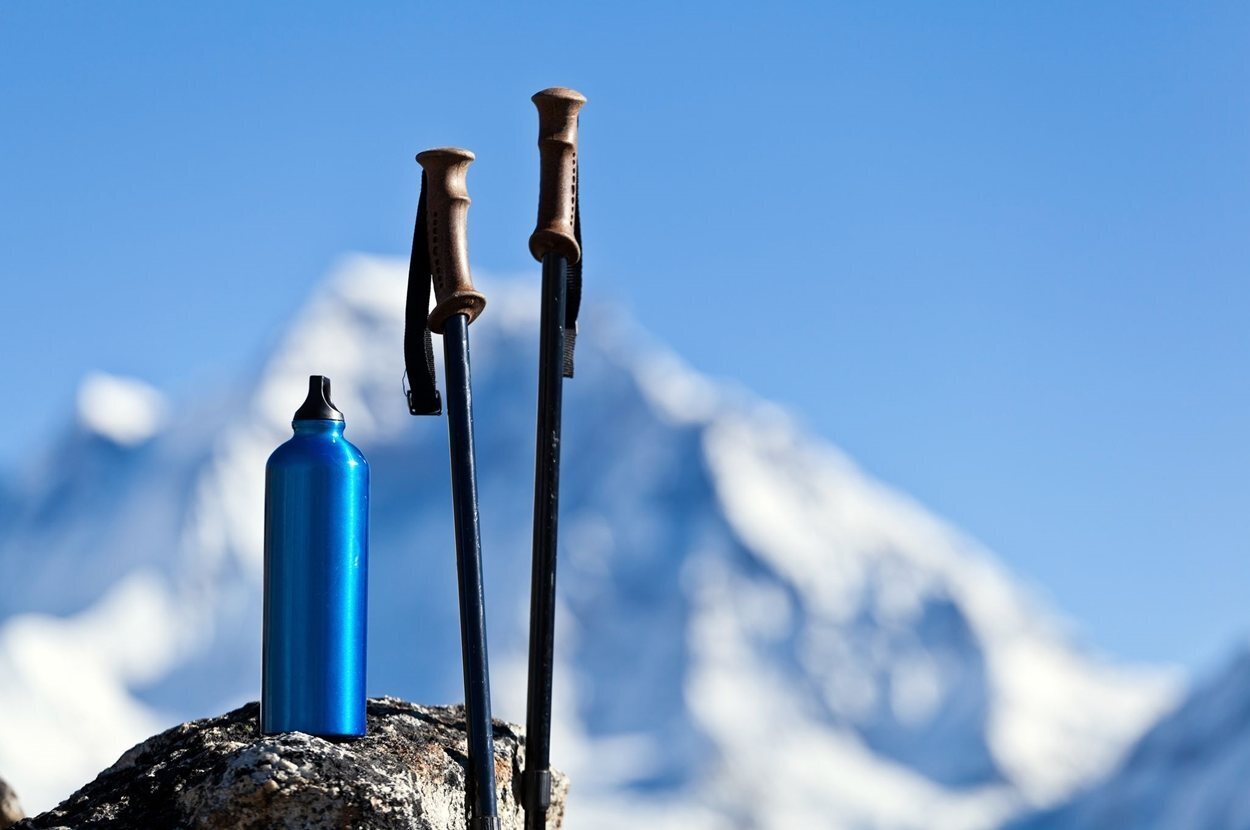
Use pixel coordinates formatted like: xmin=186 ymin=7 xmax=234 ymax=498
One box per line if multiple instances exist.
xmin=14 ymin=697 xmax=566 ymax=830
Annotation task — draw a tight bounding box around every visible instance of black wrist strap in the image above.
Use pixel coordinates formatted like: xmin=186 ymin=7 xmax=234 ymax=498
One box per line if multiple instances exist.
xmin=562 ymin=180 xmax=582 ymax=379
xmin=404 ymin=172 xmax=442 ymax=416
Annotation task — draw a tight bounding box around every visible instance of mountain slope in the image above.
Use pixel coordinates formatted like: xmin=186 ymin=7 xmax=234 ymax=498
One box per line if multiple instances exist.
xmin=0 ymin=256 xmax=1174 ymax=827
xmin=1009 ymin=648 xmax=1250 ymax=830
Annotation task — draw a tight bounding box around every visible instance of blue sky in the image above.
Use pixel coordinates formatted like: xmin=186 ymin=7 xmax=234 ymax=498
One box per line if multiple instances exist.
xmin=1 ymin=1 xmax=1247 ymax=671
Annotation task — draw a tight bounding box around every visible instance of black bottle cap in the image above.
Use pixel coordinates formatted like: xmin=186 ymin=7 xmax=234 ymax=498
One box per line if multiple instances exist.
xmin=293 ymin=375 xmax=344 ymax=422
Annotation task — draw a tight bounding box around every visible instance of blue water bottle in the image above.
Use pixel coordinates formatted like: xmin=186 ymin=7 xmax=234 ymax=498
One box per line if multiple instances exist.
xmin=261 ymin=375 xmax=368 ymax=737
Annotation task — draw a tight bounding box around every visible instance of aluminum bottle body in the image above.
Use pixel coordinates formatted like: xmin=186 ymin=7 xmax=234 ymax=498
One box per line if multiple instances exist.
xmin=261 ymin=418 xmax=368 ymax=737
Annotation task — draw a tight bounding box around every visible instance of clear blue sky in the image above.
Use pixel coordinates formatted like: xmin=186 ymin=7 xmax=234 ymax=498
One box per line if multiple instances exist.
xmin=1 ymin=2 xmax=1247 ymax=672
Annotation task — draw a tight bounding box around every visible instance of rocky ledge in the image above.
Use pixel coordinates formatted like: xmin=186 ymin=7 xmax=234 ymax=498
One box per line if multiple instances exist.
xmin=14 ymin=697 xmax=566 ymax=830
xmin=0 ymin=776 xmax=21 ymax=829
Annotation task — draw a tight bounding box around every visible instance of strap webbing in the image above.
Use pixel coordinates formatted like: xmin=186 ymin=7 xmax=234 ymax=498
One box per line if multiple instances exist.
xmin=563 ymin=154 xmax=583 ymax=379
xmin=404 ymin=173 xmax=442 ymax=416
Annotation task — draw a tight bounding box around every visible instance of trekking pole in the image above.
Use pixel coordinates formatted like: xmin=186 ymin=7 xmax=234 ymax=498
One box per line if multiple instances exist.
xmin=522 ymin=87 xmax=585 ymax=830
xmin=403 ymin=147 xmax=500 ymax=830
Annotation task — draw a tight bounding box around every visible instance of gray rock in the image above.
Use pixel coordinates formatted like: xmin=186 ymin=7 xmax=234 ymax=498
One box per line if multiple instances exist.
xmin=0 ymin=775 xmax=23 ymax=829
xmin=15 ymin=697 xmax=566 ymax=830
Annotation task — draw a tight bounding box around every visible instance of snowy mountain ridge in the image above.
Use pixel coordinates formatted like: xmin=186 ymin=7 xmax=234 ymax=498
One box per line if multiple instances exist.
xmin=1008 ymin=646 xmax=1250 ymax=830
xmin=0 ymin=256 xmax=1176 ymax=828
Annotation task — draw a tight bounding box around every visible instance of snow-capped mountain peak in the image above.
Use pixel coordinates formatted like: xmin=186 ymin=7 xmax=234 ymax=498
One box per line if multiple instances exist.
xmin=76 ymin=373 xmax=167 ymax=446
xmin=0 ymin=256 xmax=1177 ymax=828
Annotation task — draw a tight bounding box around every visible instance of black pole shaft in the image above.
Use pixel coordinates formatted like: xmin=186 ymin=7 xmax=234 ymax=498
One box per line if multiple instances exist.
xmin=442 ymin=313 xmax=500 ymax=829
xmin=523 ymin=252 xmax=567 ymax=829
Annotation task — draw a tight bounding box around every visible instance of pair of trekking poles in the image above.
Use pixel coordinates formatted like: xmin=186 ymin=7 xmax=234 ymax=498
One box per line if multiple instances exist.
xmin=404 ymin=87 xmax=585 ymax=830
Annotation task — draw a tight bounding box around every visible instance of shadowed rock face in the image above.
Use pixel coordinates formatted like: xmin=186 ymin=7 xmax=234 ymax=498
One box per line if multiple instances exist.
xmin=14 ymin=697 xmax=566 ymax=830
xmin=0 ymin=776 xmax=22 ymax=828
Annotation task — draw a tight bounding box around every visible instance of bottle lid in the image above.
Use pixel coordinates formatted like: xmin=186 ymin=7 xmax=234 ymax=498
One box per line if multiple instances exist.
xmin=293 ymin=375 xmax=344 ymax=422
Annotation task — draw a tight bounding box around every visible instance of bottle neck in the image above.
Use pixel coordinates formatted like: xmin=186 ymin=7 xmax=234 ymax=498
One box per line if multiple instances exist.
xmin=292 ymin=419 xmax=346 ymax=437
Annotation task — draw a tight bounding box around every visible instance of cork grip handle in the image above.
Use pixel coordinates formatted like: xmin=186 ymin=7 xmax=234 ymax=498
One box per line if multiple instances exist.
xmin=529 ymin=87 xmax=586 ymax=263
xmin=416 ymin=147 xmax=487 ymax=333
